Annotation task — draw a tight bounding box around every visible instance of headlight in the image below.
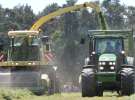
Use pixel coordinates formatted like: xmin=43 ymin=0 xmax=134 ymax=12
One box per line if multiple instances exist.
xmin=110 ymin=66 xmax=115 ymax=70
xmin=121 ymin=50 xmax=125 ymax=54
xmin=99 ymin=62 xmax=106 ymax=65
xmin=102 ymin=62 xmax=106 ymax=65
xmin=113 ymin=62 xmax=115 ymax=65
xmin=28 ymin=62 xmax=32 ymax=65
xmin=92 ymin=51 xmax=95 ymax=55
xmin=109 ymin=62 xmax=113 ymax=65
xmin=15 ymin=63 xmax=19 ymax=65
xmin=99 ymin=66 xmax=104 ymax=70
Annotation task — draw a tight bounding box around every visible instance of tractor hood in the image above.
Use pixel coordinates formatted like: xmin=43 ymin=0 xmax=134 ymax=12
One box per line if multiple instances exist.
xmin=99 ymin=54 xmax=116 ymax=62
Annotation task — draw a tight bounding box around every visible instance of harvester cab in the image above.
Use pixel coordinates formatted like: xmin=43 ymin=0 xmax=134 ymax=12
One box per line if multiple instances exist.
xmin=81 ymin=30 xmax=135 ymax=97
xmin=8 ymin=31 xmax=40 ymax=61
xmin=0 ymin=30 xmax=58 ymax=95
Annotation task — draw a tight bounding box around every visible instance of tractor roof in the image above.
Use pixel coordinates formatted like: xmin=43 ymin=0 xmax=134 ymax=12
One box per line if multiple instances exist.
xmin=88 ymin=30 xmax=133 ymax=38
xmin=8 ymin=30 xmax=39 ymax=37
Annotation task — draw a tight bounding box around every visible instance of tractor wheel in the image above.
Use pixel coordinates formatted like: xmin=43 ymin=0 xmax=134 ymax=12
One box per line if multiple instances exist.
xmin=48 ymin=76 xmax=61 ymax=95
xmin=120 ymin=67 xmax=135 ymax=95
xmin=54 ymin=77 xmax=61 ymax=93
xmin=96 ymin=84 xmax=103 ymax=96
xmin=33 ymin=89 xmax=45 ymax=96
xmin=33 ymin=79 xmax=48 ymax=95
xmin=97 ymin=90 xmax=103 ymax=96
xmin=81 ymin=68 xmax=96 ymax=97
xmin=48 ymin=79 xmax=54 ymax=95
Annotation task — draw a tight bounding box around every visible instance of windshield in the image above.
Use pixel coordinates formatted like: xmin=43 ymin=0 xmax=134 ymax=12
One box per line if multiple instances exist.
xmin=14 ymin=36 xmax=39 ymax=46
xmin=95 ymin=38 xmax=123 ymax=54
xmin=10 ymin=36 xmax=40 ymax=61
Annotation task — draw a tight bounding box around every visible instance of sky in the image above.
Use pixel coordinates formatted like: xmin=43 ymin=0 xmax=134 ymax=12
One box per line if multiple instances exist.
xmin=0 ymin=0 xmax=134 ymax=14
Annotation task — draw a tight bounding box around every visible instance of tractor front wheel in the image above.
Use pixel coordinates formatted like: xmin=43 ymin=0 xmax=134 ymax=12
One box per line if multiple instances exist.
xmin=120 ymin=67 xmax=135 ymax=95
xmin=81 ymin=68 xmax=96 ymax=97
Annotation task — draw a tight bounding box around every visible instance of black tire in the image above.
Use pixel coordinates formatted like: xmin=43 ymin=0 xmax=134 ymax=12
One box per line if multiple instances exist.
xmin=55 ymin=77 xmax=61 ymax=93
xmin=81 ymin=68 xmax=96 ymax=97
xmin=48 ymin=75 xmax=61 ymax=94
xmin=120 ymin=67 xmax=135 ymax=95
xmin=33 ymin=79 xmax=48 ymax=96
xmin=96 ymin=85 xmax=103 ymax=96
xmin=48 ymin=79 xmax=54 ymax=95
xmin=97 ymin=90 xmax=103 ymax=96
xmin=33 ymin=89 xmax=45 ymax=96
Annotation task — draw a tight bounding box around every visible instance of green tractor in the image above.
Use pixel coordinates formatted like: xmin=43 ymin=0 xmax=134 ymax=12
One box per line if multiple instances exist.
xmin=81 ymin=30 xmax=135 ymax=97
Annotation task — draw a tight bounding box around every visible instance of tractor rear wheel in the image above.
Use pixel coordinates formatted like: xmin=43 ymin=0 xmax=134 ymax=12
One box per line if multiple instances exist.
xmin=81 ymin=68 xmax=96 ymax=97
xmin=120 ymin=67 xmax=135 ymax=95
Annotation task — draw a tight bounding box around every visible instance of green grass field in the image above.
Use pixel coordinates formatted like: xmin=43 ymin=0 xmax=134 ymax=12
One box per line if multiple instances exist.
xmin=0 ymin=89 xmax=135 ymax=100
xmin=32 ymin=93 xmax=135 ymax=100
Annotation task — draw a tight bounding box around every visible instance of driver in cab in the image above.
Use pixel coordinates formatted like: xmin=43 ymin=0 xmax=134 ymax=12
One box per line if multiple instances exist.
xmin=105 ymin=41 xmax=114 ymax=52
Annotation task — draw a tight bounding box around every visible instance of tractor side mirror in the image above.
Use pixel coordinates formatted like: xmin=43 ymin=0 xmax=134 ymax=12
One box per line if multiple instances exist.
xmin=41 ymin=36 xmax=51 ymax=51
xmin=80 ymin=38 xmax=85 ymax=44
xmin=41 ymin=36 xmax=49 ymax=44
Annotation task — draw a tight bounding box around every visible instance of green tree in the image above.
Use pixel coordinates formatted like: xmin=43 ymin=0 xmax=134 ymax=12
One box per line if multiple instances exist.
xmin=102 ymin=0 xmax=125 ymax=29
xmin=126 ymin=6 xmax=135 ymax=28
xmin=12 ymin=5 xmax=36 ymax=29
